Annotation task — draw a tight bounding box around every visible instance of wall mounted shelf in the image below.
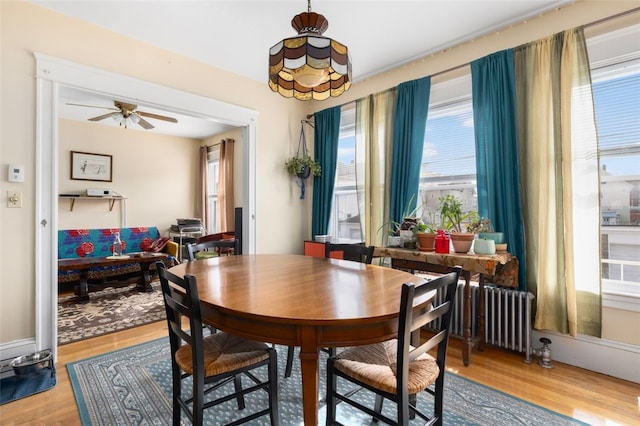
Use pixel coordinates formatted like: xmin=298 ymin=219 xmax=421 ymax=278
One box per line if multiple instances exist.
xmin=59 ymin=194 xmax=126 ymax=212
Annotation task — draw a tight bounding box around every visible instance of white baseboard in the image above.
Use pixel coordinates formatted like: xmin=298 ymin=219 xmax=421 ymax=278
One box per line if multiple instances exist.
xmin=0 ymin=338 xmax=37 ymax=367
xmin=532 ymin=330 xmax=639 ymax=384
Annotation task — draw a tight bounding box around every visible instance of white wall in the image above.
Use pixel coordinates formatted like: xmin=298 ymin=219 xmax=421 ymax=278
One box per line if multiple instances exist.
xmin=58 ymin=119 xmax=200 ymax=232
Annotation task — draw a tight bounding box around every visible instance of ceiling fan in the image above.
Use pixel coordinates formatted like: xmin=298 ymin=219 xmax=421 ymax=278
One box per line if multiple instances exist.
xmin=66 ymin=100 xmax=178 ymax=129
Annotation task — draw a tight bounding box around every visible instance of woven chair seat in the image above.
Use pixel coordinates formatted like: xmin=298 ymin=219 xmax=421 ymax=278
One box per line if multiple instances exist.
xmin=175 ymin=332 xmax=270 ymax=377
xmin=194 ymin=251 xmax=218 ymax=260
xmin=333 ymin=339 xmax=439 ymax=395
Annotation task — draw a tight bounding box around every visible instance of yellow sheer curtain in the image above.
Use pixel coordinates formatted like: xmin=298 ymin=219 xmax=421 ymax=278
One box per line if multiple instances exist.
xmin=515 ymin=27 xmax=601 ymax=337
xmin=217 ymin=138 xmax=235 ymax=232
xmin=355 ymin=90 xmax=396 ymax=246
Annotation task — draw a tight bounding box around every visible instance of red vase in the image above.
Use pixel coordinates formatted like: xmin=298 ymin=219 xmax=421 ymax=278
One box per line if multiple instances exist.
xmin=435 ymin=230 xmax=450 ymax=254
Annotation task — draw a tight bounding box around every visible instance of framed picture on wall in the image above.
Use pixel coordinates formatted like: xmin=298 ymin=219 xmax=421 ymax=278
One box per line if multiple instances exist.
xmin=70 ymin=151 xmax=112 ymax=182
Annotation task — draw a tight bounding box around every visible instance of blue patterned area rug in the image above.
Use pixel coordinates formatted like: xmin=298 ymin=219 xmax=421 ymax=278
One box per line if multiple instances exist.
xmin=68 ymin=338 xmax=587 ymax=425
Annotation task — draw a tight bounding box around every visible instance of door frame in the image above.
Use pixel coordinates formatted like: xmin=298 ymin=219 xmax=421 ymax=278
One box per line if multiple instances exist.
xmin=34 ymin=53 xmax=257 ymax=358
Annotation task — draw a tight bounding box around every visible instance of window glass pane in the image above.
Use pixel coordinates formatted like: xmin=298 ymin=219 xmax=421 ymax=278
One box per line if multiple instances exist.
xmin=420 ymin=93 xmax=477 ymax=228
xmin=207 ymin=160 xmax=219 ymax=233
xmin=594 ymin=73 xmax=640 ymax=151
xmin=591 ymin=47 xmax=640 ymax=292
xmin=328 ymin=114 xmax=362 ymax=242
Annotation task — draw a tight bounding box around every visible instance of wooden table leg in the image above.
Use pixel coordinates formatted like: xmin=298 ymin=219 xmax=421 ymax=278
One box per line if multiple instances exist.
xmin=136 ymin=262 xmax=154 ymax=292
xmin=461 ymin=270 xmax=472 ymax=366
xmin=298 ymin=327 xmax=320 ymax=426
xmin=74 ymin=270 xmax=90 ymax=304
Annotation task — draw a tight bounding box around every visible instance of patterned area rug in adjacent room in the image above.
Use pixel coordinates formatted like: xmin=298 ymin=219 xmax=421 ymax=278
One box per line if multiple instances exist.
xmin=58 ymin=282 xmax=166 ymax=345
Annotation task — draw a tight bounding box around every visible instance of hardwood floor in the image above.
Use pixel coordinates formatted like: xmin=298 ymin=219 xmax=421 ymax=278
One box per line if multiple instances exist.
xmin=0 ymin=321 xmax=638 ymax=425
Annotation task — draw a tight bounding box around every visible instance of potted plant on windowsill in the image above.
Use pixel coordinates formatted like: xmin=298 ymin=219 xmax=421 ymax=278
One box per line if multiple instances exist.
xmin=412 ymin=210 xmax=438 ymax=252
xmin=467 ymin=217 xmax=507 ymax=253
xmin=438 ymin=194 xmax=477 ymax=253
xmin=377 ymin=194 xmax=424 ymax=248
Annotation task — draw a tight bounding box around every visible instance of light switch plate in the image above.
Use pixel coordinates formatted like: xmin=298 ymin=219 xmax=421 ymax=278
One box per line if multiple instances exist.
xmin=7 ymin=191 xmax=22 ymax=208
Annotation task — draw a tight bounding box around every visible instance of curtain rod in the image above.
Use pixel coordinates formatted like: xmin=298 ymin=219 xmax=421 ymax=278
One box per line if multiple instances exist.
xmin=205 ymin=138 xmax=236 ymax=148
xmin=306 ymin=6 xmax=639 ymax=118
xmin=583 ymin=6 xmax=640 ymax=29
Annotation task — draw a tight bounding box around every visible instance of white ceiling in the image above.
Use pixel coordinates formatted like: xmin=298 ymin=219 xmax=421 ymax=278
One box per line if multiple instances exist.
xmin=33 ymin=0 xmax=574 ymax=138
xmin=58 ymin=87 xmax=236 ymax=139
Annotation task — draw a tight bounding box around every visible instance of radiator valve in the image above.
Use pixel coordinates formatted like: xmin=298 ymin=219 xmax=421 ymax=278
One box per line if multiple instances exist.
xmin=531 ymin=337 xmax=553 ymax=368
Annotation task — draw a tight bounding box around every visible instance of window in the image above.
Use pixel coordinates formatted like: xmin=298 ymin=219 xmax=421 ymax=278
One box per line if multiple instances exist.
xmin=589 ymin=26 xmax=640 ymax=304
xmin=206 ymin=147 xmax=220 ymax=233
xmin=328 ymin=108 xmax=361 ymax=242
xmin=420 ymin=75 xmax=477 ymax=226
xmin=329 ymin=76 xmax=479 ymax=242
xmin=588 ymin=26 xmax=640 ymax=304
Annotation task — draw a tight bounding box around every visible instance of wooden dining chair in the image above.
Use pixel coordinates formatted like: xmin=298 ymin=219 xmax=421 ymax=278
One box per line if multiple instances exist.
xmin=284 ymin=243 xmax=375 ymax=378
xmin=325 ymin=266 xmax=461 ymax=425
xmin=325 ymin=242 xmax=375 ymax=264
xmin=186 ymin=238 xmax=240 ymax=261
xmin=155 ymin=262 xmax=280 ymax=426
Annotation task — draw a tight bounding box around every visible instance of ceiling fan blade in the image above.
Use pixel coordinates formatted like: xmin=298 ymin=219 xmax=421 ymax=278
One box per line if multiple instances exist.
xmin=88 ymin=112 xmax=118 ymax=122
xmin=137 ymin=111 xmax=178 ymax=123
xmin=136 ymin=116 xmax=155 ymax=130
xmin=66 ymin=102 xmax=119 ymax=111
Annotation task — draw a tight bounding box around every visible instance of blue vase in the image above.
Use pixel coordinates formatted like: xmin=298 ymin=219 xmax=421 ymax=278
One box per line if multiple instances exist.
xmin=474 ymin=238 xmax=496 ymax=255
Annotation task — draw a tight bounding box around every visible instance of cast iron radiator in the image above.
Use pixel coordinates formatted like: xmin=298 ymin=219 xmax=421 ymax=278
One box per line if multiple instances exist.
xmin=428 ymin=282 xmax=535 ymax=361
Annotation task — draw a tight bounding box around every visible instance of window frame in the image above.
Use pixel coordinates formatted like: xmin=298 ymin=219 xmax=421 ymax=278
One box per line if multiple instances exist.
xmin=588 ymin=24 xmax=640 ymax=310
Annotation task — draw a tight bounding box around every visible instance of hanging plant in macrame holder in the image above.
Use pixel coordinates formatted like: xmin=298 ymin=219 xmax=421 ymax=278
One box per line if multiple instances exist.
xmin=284 ymin=121 xmax=321 ymax=199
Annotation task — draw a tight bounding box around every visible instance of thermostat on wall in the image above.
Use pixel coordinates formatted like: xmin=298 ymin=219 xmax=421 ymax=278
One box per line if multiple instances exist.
xmin=8 ymin=164 xmax=24 ymax=182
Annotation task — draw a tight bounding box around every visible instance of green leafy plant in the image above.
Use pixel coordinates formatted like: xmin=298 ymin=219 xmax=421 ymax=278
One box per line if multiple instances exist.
xmin=466 ymin=217 xmax=492 ymax=234
xmin=377 ymin=194 xmax=423 ymax=236
xmin=438 ymin=194 xmax=477 ymax=233
xmin=418 ymin=210 xmax=438 ymax=233
xmin=284 ymin=155 xmax=321 ymax=178
xmin=411 ymin=215 xmax=437 ymax=234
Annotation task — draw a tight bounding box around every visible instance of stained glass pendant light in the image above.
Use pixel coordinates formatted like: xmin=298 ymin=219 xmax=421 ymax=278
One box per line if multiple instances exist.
xmin=269 ymin=0 xmax=351 ymax=101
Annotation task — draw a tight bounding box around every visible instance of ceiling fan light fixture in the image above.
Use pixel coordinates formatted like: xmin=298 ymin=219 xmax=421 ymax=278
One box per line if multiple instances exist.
xmin=67 ymin=100 xmax=177 ymax=130
xmin=268 ymin=0 xmax=351 ymax=101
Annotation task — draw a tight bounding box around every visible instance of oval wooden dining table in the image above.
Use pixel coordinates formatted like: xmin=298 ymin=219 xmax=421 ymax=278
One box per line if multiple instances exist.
xmin=168 ymin=253 xmax=430 ymax=426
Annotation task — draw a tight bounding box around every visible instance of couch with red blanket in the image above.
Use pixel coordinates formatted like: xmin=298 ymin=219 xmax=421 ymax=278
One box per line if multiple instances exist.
xmin=57 ymin=226 xmax=178 ymax=287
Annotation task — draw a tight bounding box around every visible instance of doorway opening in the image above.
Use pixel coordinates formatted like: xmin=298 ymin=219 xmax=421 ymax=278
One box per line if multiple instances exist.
xmin=35 ymin=53 xmax=257 ymax=358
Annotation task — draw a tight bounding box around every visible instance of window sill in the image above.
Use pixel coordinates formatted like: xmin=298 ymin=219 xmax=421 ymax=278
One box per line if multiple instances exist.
xmin=602 ymin=280 xmax=640 ymax=312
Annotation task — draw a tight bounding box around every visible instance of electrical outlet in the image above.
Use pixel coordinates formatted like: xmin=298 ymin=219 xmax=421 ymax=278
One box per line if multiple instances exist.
xmin=7 ymin=191 xmax=22 ymax=208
